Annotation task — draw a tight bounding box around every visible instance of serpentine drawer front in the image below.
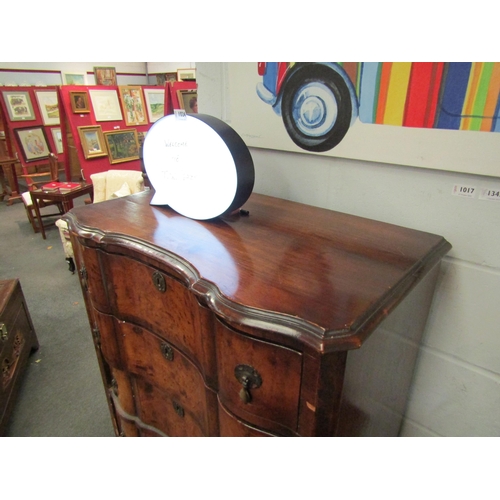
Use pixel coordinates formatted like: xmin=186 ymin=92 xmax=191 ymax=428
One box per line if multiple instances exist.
xmin=66 ymin=191 xmax=451 ymax=437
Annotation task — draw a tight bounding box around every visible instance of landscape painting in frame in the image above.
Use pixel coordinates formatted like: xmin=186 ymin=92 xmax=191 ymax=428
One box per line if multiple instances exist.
xmin=35 ymin=90 xmax=60 ymax=126
xmin=51 ymin=127 xmax=64 ymax=154
xmin=104 ymin=129 xmax=140 ymax=164
xmin=144 ymin=88 xmax=165 ymax=123
xmin=62 ymin=72 xmax=87 ymax=85
xmin=77 ymin=125 xmax=108 ymax=159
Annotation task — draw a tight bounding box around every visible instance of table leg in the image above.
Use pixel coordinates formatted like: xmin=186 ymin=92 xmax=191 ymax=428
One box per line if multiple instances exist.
xmin=62 ymin=200 xmax=74 ymax=212
xmin=32 ymin=196 xmax=46 ymax=240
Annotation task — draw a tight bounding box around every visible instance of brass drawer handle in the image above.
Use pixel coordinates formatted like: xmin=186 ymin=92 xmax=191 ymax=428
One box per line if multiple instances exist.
xmin=235 ymin=364 xmax=262 ymax=404
xmin=152 ymin=271 xmax=166 ymax=293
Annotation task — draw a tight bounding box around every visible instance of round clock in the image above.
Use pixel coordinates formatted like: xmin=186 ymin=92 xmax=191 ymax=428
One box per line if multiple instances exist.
xmin=143 ymin=113 xmax=255 ymax=220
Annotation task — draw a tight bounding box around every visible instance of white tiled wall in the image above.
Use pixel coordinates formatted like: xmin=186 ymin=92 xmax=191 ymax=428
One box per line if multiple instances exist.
xmin=199 ymin=62 xmax=500 ymax=436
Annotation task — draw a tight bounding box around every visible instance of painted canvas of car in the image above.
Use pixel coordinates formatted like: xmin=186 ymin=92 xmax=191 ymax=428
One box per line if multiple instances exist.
xmin=256 ymin=62 xmax=500 ymax=152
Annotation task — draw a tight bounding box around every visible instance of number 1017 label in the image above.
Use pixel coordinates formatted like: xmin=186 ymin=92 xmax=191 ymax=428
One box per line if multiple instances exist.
xmin=452 ymin=185 xmax=476 ymax=197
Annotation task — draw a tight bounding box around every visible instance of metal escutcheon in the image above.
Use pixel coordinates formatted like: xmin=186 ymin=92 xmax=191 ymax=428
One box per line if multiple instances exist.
xmin=234 ymin=364 xmax=262 ymax=404
xmin=152 ymin=271 xmax=166 ymax=293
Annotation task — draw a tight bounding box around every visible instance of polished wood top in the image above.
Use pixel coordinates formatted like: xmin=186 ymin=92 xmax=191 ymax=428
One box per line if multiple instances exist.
xmin=66 ymin=191 xmax=451 ymax=351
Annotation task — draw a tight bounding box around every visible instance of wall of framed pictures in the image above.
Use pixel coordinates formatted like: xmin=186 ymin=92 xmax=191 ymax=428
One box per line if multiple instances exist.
xmin=0 ymin=80 xmax=198 ymax=182
xmin=0 ymin=86 xmax=66 ymax=176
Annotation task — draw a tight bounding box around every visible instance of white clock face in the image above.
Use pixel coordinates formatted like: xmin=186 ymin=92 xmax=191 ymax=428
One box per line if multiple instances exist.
xmin=143 ymin=113 xmax=254 ymax=220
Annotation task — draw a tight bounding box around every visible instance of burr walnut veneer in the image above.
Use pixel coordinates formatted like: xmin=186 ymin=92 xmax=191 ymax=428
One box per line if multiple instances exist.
xmin=65 ymin=190 xmax=451 ymax=437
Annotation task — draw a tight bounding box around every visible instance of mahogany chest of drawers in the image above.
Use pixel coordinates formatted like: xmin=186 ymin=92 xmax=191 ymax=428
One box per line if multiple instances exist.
xmin=0 ymin=279 xmax=39 ymax=435
xmin=65 ymin=191 xmax=451 ymax=437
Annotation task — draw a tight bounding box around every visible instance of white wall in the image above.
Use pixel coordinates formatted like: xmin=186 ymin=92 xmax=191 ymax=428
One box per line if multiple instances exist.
xmin=198 ymin=62 xmax=500 ymax=437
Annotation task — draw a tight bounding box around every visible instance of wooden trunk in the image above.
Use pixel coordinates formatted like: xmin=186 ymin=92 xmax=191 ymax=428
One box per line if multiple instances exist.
xmin=0 ymin=279 xmax=39 ymax=435
xmin=65 ymin=191 xmax=451 ymax=436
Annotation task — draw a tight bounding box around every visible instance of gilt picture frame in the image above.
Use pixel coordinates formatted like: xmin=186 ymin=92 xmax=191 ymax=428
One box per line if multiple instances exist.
xmin=70 ymin=91 xmax=90 ymax=113
xmin=77 ymin=125 xmax=108 ymax=159
xmin=94 ymin=66 xmax=117 ymax=86
xmin=104 ymin=128 xmax=140 ymax=164
xmin=177 ymin=89 xmax=198 ymax=113
xmin=118 ymin=86 xmax=148 ymax=126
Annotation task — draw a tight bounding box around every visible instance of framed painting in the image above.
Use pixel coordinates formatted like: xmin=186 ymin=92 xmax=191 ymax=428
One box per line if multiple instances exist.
xmin=94 ymin=66 xmax=117 ymax=86
xmin=35 ymin=90 xmax=60 ymax=126
xmin=177 ymin=89 xmax=198 ymax=113
xmin=104 ymin=129 xmax=140 ymax=164
xmin=62 ymin=72 xmax=87 ymax=85
xmin=77 ymin=125 xmax=108 ymax=159
xmin=143 ymin=88 xmax=165 ymax=123
xmin=118 ymin=86 xmax=148 ymax=126
xmin=14 ymin=126 xmax=51 ymax=162
xmin=156 ymin=72 xmax=177 ymax=86
xmin=51 ymin=127 xmax=64 ymax=154
xmin=89 ymin=89 xmax=123 ymax=121
xmin=177 ymin=68 xmax=196 ymax=81
xmin=69 ymin=91 xmax=90 ymax=113
xmin=2 ymin=91 xmax=36 ymax=121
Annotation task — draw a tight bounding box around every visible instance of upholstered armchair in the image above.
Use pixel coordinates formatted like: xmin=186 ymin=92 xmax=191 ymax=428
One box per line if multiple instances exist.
xmin=56 ymin=170 xmax=145 ymax=272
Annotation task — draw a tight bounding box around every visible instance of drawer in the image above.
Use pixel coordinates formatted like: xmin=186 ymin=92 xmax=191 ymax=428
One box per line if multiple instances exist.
xmin=134 ymin=377 xmax=207 ymax=437
xmin=101 ymin=253 xmax=212 ymax=371
xmin=215 ymin=319 xmax=302 ymax=434
xmin=218 ymin=401 xmax=275 ymax=437
xmin=114 ymin=320 xmax=215 ymax=436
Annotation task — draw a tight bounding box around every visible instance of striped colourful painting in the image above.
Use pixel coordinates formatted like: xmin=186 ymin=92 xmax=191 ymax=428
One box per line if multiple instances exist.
xmin=353 ymin=62 xmax=500 ymax=132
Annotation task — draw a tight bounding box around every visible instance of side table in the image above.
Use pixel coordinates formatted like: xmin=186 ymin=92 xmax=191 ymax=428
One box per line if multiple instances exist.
xmin=30 ymin=183 xmax=94 ymax=239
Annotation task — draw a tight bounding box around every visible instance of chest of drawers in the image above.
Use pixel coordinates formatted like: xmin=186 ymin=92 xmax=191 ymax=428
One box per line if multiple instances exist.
xmin=66 ymin=191 xmax=451 ymax=436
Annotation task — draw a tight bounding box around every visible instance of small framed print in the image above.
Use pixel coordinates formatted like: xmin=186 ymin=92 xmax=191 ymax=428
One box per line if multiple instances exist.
xmin=15 ymin=126 xmax=51 ymax=162
xmin=177 ymin=89 xmax=198 ymax=113
xmin=177 ymin=68 xmax=196 ymax=81
xmin=51 ymin=127 xmax=64 ymax=154
xmin=35 ymin=90 xmax=60 ymax=126
xmin=94 ymin=66 xmax=117 ymax=86
xmin=70 ymin=91 xmax=90 ymax=113
xmin=77 ymin=125 xmax=108 ymax=159
xmin=62 ymin=72 xmax=87 ymax=85
xmin=2 ymin=91 xmax=36 ymax=121
xmin=104 ymin=129 xmax=140 ymax=164
xmin=143 ymin=88 xmax=165 ymax=123
xmin=118 ymin=86 xmax=148 ymax=126
xmin=89 ymin=89 xmax=123 ymax=121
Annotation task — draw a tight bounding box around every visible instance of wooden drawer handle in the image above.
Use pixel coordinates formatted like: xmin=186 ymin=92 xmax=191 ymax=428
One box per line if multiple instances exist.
xmin=234 ymin=364 xmax=262 ymax=404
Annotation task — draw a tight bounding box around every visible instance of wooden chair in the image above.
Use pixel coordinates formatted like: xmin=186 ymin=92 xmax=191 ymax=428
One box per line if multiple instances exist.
xmin=20 ymin=153 xmax=65 ymax=233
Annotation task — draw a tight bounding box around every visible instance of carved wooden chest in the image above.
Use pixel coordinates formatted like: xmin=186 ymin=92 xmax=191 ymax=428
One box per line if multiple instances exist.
xmin=66 ymin=191 xmax=451 ymax=436
xmin=0 ymin=279 xmax=39 ymax=435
